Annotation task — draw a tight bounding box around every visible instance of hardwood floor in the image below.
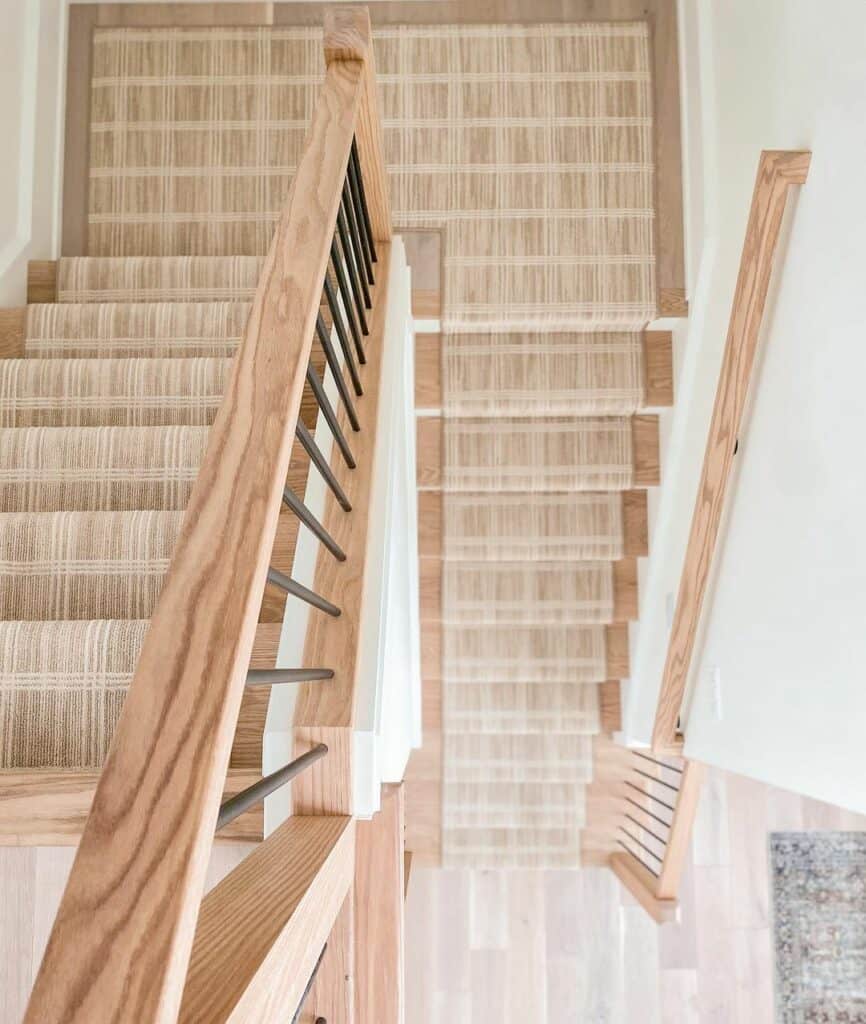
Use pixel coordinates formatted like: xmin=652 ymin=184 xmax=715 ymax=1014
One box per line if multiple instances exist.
xmin=0 ymin=844 xmax=257 ymax=1024
xmin=404 ymin=764 xmax=866 ymax=1023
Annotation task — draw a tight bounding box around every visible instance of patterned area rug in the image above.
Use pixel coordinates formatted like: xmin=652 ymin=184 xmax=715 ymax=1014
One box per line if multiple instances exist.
xmin=771 ymin=832 xmax=866 ymax=1023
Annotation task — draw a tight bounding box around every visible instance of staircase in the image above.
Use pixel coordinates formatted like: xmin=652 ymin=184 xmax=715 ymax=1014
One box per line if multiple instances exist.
xmin=0 ymin=270 xmax=331 ymax=787
xmin=5 ymin=9 xmax=415 ymax=1022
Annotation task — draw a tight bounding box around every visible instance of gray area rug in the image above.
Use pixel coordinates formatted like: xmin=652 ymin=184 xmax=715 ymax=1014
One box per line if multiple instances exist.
xmin=771 ymin=832 xmax=866 ymax=1023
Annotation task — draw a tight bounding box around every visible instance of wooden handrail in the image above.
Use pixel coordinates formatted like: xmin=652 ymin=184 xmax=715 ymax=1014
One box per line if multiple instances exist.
xmin=25 ymin=9 xmax=389 ymax=1023
xmin=652 ymin=150 xmax=810 ymax=752
xmin=610 ymin=853 xmax=677 ymax=924
xmin=179 ymin=817 xmax=355 ymax=1022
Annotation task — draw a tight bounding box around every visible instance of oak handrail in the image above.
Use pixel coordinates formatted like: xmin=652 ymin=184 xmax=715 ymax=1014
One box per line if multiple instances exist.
xmin=651 ymin=150 xmax=810 ymax=752
xmin=25 ymin=9 xmax=388 ymax=1023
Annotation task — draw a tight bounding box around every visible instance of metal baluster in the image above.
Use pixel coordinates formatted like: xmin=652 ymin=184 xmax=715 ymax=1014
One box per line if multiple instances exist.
xmin=347 ymin=149 xmax=374 ymax=285
xmin=296 ymin=421 xmax=352 ymax=512
xmin=289 ymin=944 xmax=328 ymax=1024
xmin=625 ymin=780 xmax=676 ymax=814
xmin=351 ymin=137 xmax=377 ymax=264
xmin=246 ymin=668 xmax=334 ymax=685
xmin=306 ymin=362 xmax=355 ymax=469
xmin=316 ymin=311 xmax=361 ymax=421
xmin=216 ymin=744 xmax=328 ymax=831
xmin=617 ymin=826 xmax=664 ymax=865
xmin=267 ymin=567 xmax=340 ymax=618
xmin=323 ymin=279 xmax=364 ymax=388
xmin=632 ymin=767 xmax=680 ymax=793
xmin=633 ymin=751 xmax=684 ymax=774
xmin=330 ymin=240 xmax=366 ymax=364
xmin=336 ymin=205 xmax=368 ymax=333
xmin=282 ymin=486 xmax=346 ymax=561
xmin=624 ymin=796 xmax=672 ymax=832
xmin=624 ymin=813 xmax=669 ymax=850
xmin=342 ymin=181 xmax=371 ymax=308
xmin=615 ymin=838 xmax=661 ymax=878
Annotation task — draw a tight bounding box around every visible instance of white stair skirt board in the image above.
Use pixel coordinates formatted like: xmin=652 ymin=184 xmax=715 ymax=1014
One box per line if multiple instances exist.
xmin=264 ymin=237 xmax=420 ymax=830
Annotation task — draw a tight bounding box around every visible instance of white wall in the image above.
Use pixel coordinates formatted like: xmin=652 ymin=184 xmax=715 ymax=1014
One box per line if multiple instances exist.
xmin=0 ymin=0 xmax=68 ymax=306
xmin=627 ymin=0 xmax=866 ymax=814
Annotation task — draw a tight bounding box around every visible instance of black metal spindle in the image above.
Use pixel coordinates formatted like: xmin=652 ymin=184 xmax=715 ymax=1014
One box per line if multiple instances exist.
xmin=616 ymin=838 xmax=661 ymax=878
xmin=336 ymin=206 xmax=368 ymax=333
xmin=632 ymin=767 xmax=680 ymax=793
xmin=618 ymin=826 xmax=664 ymax=864
xmin=267 ymin=567 xmax=340 ymax=617
xmin=316 ymin=311 xmax=361 ymax=418
xmin=323 ymin=279 xmax=365 ymax=389
xmin=350 ymin=137 xmax=377 ymax=264
xmin=246 ymin=668 xmax=334 ymax=685
xmin=624 ymin=813 xmax=668 ymax=850
xmin=282 ymin=486 xmax=346 ymax=561
xmin=216 ymin=744 xmax=328 ymax=831
xmin=633 ymin=751 xmax=684 ymax=774
xmin=290 ymin=945 xmax=328 ymax=1024
xmin=306 ymin=363 xmax=356 ymax=469
xmin=342 ymin=181 xmax=371 ymax=308
xmin=625 ymin=780 xmax=676 ymax=814
xmin=330 ymin=240 xmax=367 ymax=363
xmin=347 ymin=149 xmax=374 ymax=285
xmin=624 ymin=796 xmax=672 ymax=832
xmin=296 ymin=421 xmax=352 ymax=513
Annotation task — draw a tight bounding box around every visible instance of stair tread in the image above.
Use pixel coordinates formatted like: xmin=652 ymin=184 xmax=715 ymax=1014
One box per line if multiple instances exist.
xmin=0 ymin=425 xmax=210 ymax=512
xmin=58 ymin=256 xmax=262 ymax=303
xmin=443 ymin=331 xmax=647 ymax=417
xmin=0 ymin=357 xmax=230 ymax=428
xmin=0 ymin=618 xmax=148 ymax=768
xmin=442 ymin=560 xmax=616 ymax=626
xmin=25 ymin=301 xmax=251 ymax=358
xmin=0 ymin=510 xmax=183 ymax=621
xmin=443 ymin=680 xmax=600 ymax=735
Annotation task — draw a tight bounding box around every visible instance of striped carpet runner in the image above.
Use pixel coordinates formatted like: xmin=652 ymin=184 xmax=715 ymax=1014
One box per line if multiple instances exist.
xmin=0 ymin=21 xmax=658 ymax=870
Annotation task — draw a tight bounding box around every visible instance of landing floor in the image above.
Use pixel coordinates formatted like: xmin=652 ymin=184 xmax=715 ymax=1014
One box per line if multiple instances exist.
xmin=404 ymin=764 xmax=866 ymax=1023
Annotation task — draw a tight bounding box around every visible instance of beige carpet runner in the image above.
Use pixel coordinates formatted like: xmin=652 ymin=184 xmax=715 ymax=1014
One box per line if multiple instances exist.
xmin=0 ymin=20 xmax=657 ymax=870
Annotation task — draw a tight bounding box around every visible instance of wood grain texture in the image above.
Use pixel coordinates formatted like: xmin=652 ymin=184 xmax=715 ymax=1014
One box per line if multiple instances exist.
xmin=613 ymin=558 xmax=639 ymax=621
xmin=415 ymin=416 xmax=442 ymax=489
xmin=354 ymin=784 xmax=405 ymax=1024
xmin=299 ymin=891 xmax=354 ymax=1024
xmin=652 ymin=150 xmax=810 ymax=751
xmin=622 ymin=489 xmax=649 ymax=557
xmin=0 ymin=770 xmax=264 ymax=846
xmin=644 ymin=330 xmax=673 ymax=407
xmin=325 ymin=7 xmax=392 ymax=243
xmin=411 ymin=290 xmax=441 ymax=318
xmin=62 ymin=5 xmax=96 ymax=255
xmin=419 ymin=556 xmax=441 ymax=623
xmin=415 ymin=333 xmax=441 ymax=409
xmin=292 ymin=726 xmax=354 ymax=817
xmin=293 ymin=243 xmax=392 ymax=735
xmin=657 ymin=760 xmax=705 ymax=900
xmin=179 ymin=816 xmax=354 ymax=1024
xmin=417 ymin=491 xmax=442 ymax=557
xmin=611 ymin=853 xmax=677 ymax=923
xmin=24 ymin=57 xmax=366 ymax=1024
xmin=605 ymin=624 xmax=630 ymax=679
xmin=27 ymin=262 xmax=57 ymax=304
xmin=94 ymin=3 xmax=276 ymax=26
xmin=0 ymin=309 xmax=26 ymax=358
xmin=631 ymin=414 xmax=660 ymax=486
xmin=658 ymin=287 xmax=689 ymax=317
xmin=598 ymin=680 xmax=622 ymax=733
